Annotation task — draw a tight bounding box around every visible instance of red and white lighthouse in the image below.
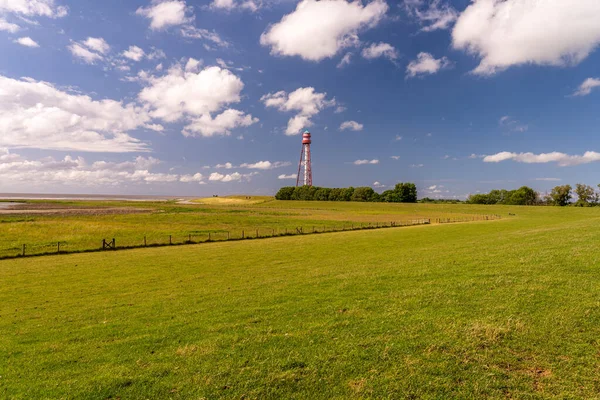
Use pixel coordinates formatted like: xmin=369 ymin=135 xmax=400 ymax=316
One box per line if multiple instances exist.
xmin=296 ymin=130 xmax=313 ymax=187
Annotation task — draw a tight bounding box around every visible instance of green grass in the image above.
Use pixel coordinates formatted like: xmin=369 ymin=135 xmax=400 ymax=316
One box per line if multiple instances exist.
xmin=0 ymin=200 xmax=493 ymax=258
xmin=1 ymin=204 xmax=600 ymax=398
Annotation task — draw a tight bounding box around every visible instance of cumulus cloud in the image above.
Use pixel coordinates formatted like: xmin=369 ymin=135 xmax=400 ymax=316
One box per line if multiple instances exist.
xmin=0 ymin=151 xmax=208 ymax=188
xmin=83 ymin=37 xmax=110 ymax=54
xmin=122 ymin=45 xmax=145 ymax=61
xmin=410 ymin=163 xmax=424 ymax=168
xmin=136 ymin=0 xmax=191 ymax=30
xmin=0 ymin=18 xmax=20 ymax=32
xmin=261 ymin=87 xmax=335 ymax=135
xmin=14 ymin=37 xmax=39 ymax=47
xmin=239 ymin=161 xmax=292 ymax=170
xmin=404 ymin=0 xmax=457 ymax=32
xmin=390 ymin=155 xmax=400 ymax=160
xmin=361 ymin=42 xmax=398 ymax=60
xmin=354 ymin=159 xmax=379 ymax=165
xmin=68 ymin=38 xmax=111 ymax=64
xmin=406 ymin=52 xmax=451 ymax=78
xmin=340 ymin=120 xmax=364 ymax=131
xmin=278 ymin=174 xmax=296 ymax=180
xmin=209 ymin=171 xmax=258 ymax=182
xmin=573 ymin=78 xmax=600 ymax=96
xmin=138 ymin=61 xmax=257 ymax=137
xmin=210 ymin=0 xmax=259 ymax=12
xmin=483 ymin=151 xmax=600 ymax=167
xmin=215 ymin=162 xmax=233 ymax=169
xmin=0 ymin=0 xmax=68 ymax=18
xmin=0 ymin=75 xmax=155 ymax=152
xmin=373 ymin=181 xmax=385 ymax=188
xmin=260 ymin=0 xmax=388 ymax=62
xmin=452 ymin=0 xmax=600 ymax=75
xmin=183 ymin=110 xmax=258 ymax=137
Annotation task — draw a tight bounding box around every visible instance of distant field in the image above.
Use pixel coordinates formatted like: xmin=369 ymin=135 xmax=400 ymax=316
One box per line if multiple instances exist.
xmin=2 ymin=205 xmax=600 ymax=398
xmin=0 ymin=198 xmax=497 ymax=258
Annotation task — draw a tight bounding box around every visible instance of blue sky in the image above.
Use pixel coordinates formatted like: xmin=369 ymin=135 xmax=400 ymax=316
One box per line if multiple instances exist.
xmin=1 ymin=0 xmax=600 ymax=198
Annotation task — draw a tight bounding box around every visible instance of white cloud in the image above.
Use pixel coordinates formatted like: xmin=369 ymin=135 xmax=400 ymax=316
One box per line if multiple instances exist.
xmin=0 ymin=151 xmax=208 ymax=188
xmin=83 ymin=37 xmax=110 ymax=55
xmin=354 ymin=159 xmax=379 ymax=165
xmin=0 ymin=0 xmax=68 ymax=18
xmin=404 ymin=0 xmax=457 ymax=32
xmin=180 ymin=26 xmax=230 ymax=48
xmin=334 ymin=105 xmax=347 ymax=113
xmin=261 ymin=87 xmax=335 ymax=135
xmin=278 ymin=174 xmax=296 ymax=180
xmin=428 ymin=185 xmax=437 ymax=190
xmin=123 ymin=45 xmax=145 ymax=62
xmin=394 ymin=135 xmax=402 ymax=141
xmin=0 ymin=18 xmax=20 ymax=32
xmin=239 ymin=161 xmax=292 ymax=170
xmin=340 ymin=120 xmax=363 ymax=131
xmin=14 ymin=37 xmax=39 ymax=47
xmin=483 ymin=151 xmax=600 ymax=167
xmin=260 ymin=0 xmax=388 ymax=61
xmin=361 ymin=42 xmax=398 ymax=60
xmin=337 ymin=52 xmax=352 ymax=68
xmin=67 ymin=37 xmax=110 ymax=64
xmin=0 ymin=75 xmax=154 ymax=152
xmin=138 ymin=61 xmax=257 ymax=137
xmin=573 ymin=78 xmax=600 ymax=96
xmin=209 ymin=171 xmax=247 ymax=182
xmin=406 ymin=52 xmax=451 ymax=78
xmin=499 ymin=116 xmax=528 ymax=133
xmin=390 ymin=155 xmax=400 ymax=160
xmin=210 ymin=0 xmax=259 ymax=12
xmin=373 ymin=181 xmax=385 ymax=188
xmin=183 ymin=109 xmax=258 ymax=137
xmin=215 ymin=162 xmax=233 ymax=169
xmin=452 ymin=0 xmax=600 ymax=75
xmin=179 ymin=172 xmax=205 ymax=183
xmin=410 ymin=163 xmax=424 ymax=168
xmin=136 ymin=0 xmax=191 ymax=30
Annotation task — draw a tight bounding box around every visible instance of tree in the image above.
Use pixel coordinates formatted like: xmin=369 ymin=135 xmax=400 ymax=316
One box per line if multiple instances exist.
xmin=314 ymin=188 xmax=331 ymax=201
xmin=549 ymin=185 xmax=572 ymax=206
xmin=351 ymin=187 xmax=376 ymax=202
xmin=574 ymin=184 xmax=597 ymax=206
xmin=275 ymin=186 xmax=295 ymax=200
xmin=395 ymin=183 xmax=418 ymax=203
xmin=505 ymin=186 xmax=538 ymax=205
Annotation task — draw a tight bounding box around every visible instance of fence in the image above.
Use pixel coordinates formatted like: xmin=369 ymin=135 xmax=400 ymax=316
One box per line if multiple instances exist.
xmin=0 ymin=215 xmax=502 ymax=261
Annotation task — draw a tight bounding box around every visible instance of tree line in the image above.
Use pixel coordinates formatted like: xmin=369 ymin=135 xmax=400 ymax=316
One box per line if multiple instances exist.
xmin=276 ymin=183 xmax=418 ymax=203
xmin=467 ymin=184 xmax=600 ymax=206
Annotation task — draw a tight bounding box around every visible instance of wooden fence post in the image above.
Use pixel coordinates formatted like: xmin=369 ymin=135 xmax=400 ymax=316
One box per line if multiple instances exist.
xmin=242 ymin=230 xmax=245 ymax=239
xmin=227 ymin=231 xmax=230 ymax=240
xmin=144 ymin=236 xmax=147 ymax=247
xmin=57 ymin=242 xmax=60 ymax=253
xmin=208 ymin=232 xmax=211 ymax=241
xmin=22 ymin=244 xmax=26 ymax=257
xmin=169 ymin=235 xmax=172 ymax=245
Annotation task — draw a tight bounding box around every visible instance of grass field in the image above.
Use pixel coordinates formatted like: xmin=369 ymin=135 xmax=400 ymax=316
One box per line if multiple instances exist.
xmin=2 ymin=203 xmax=600 ymax=398
xmin=0 ymin=198 xmax=494 ymax=258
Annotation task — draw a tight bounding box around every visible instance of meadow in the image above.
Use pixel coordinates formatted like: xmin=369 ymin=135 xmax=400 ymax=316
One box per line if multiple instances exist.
xmin=0 ymin=198 xmax=492 ymax=258
xmin=1 ymin=201 xmax=600 ymax=398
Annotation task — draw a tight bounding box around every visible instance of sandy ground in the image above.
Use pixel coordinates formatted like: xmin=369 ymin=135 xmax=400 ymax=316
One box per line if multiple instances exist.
xmin=0 ymin=203 xmax=150 ymax=216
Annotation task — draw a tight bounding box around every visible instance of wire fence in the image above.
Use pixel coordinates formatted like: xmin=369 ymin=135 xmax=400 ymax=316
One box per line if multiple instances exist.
xmin=0 ymin=214 xmax=502 ymax=261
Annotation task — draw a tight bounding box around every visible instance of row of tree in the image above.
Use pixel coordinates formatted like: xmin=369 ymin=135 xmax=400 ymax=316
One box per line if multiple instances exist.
xmin=467 ymin=184 xmax=600 ymax=206
xmin=276 ymin=183 xmax=418 ymax=203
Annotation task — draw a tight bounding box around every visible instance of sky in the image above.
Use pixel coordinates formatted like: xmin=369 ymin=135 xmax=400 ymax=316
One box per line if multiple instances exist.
xmin=1 ymin=0 xmax=600 ymax=198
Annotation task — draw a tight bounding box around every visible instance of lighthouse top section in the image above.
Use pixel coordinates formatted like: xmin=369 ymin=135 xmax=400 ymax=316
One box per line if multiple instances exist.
xmin=302 ymin=130 xmax=312 ymax=145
